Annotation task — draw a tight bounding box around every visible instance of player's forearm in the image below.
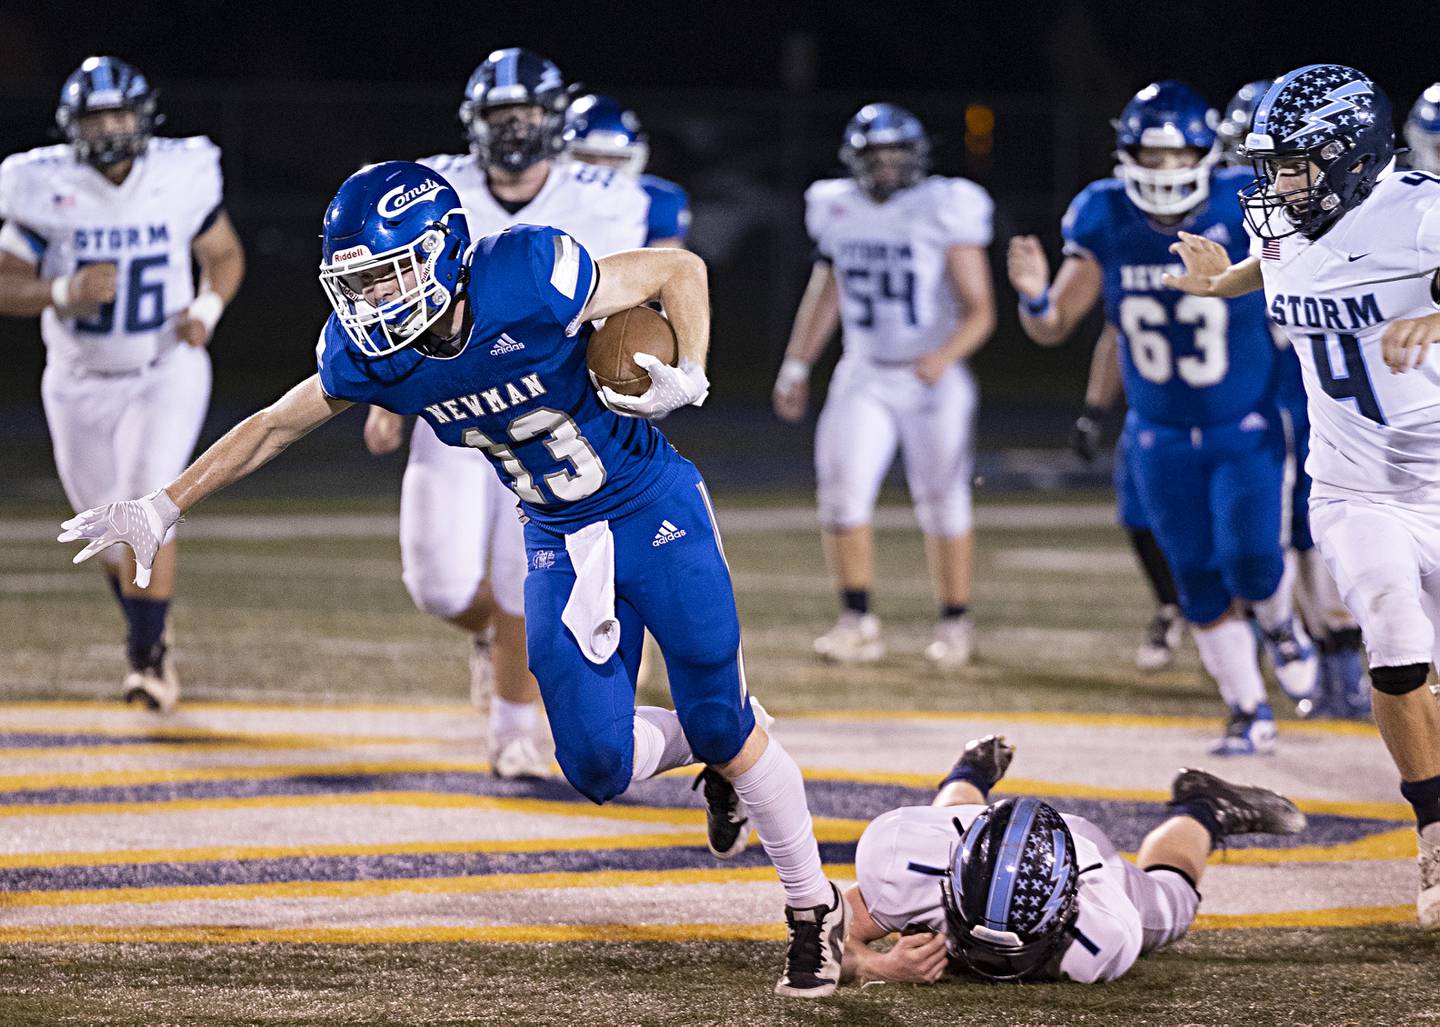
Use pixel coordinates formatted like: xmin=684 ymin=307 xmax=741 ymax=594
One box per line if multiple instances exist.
xmin=1019 ymin=303 xmax=1079 ymax=346
xmin=1085 ymin=328 xmax=1122 ymax=410
xmin=197 ymin=243 xmax=245 ymax=306
xmin=656 ymin=250 xmax=710 ymax=368
xmin=783 ymin=265 xmax=840 ymax=366
xmin=1209 ymin=257 xmax=1263 ymax=298
xmin=0 ymin=270 xmax=58 ymax=317
xmin=841 ymin=936 xmax=886 ymax=984
xmin=935 ymin=304 xmax=996 ymax=363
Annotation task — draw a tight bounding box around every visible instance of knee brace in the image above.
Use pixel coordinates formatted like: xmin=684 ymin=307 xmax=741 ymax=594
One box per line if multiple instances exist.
xmin=1370 ymin=662 xmax=1430 ymax=696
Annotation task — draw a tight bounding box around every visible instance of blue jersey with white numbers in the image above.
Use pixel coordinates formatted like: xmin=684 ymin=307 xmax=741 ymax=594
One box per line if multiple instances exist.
xmin=316 ymin=224 xmax=682 ymax=531
xmin=639 ymin=174 xmax=690 ymax=245
xmin=1063 ymin=167 xmax=1276 ymax=428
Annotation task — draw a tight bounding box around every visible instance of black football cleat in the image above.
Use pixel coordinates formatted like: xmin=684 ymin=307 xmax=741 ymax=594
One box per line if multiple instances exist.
xmin=693 ymin=766 xmax=749 ymax=859
xmin=775 ymin=883 xmax=849 ymax=998
xmin=1170 ymin=768 xmax=1306 ymax=837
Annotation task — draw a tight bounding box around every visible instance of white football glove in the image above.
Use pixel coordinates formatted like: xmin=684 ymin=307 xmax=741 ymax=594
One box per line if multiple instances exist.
xmin=599 ymin=353 xmax=710 ymax=420
xmin=56 ymin=488 xmax=181 ymax=588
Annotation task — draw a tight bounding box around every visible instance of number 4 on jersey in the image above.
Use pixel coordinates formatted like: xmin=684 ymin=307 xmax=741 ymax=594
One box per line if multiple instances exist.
xmin=1308 ymin=332 xmax=1386 ymax=424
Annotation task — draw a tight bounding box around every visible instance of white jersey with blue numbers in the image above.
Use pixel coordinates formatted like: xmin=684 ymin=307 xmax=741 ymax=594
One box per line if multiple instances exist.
xmin=1252 ymin=169 xmax=1440 ymax=493
xmin=855 ymin=806 xmax=1145 ymax=984
xmin=1063 ymin=167 xmax=1276 ymax=428
xmin=420 ymin=154 xmax=648 ymax=257
xmin=316 ymin=225 xmax=682 ymax=531
xmin=805 ymin=175 xmax=993 ymax=364
xmin=0 ymin=137 xmax=223 ymax=373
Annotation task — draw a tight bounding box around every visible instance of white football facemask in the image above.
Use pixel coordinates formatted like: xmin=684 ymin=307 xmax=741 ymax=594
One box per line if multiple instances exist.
xmin=1115 ymin=143 xmax=1221 ymax=217
xmin=318 ymin=211 xmax=466 ymax=358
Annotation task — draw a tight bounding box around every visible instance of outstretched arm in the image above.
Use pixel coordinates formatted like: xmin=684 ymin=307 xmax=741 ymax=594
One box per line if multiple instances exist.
xmin=59 ymin=375 xmax=351 ymax=585
xmin=1161 ymin=232 xmax=1263 ymax=297
xmin=840 ymin=887 xmax=950 ymax=986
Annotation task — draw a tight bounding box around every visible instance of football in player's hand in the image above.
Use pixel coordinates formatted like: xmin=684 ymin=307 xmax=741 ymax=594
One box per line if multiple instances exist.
xmin=588 ymin=306 xmax=678 ymax=396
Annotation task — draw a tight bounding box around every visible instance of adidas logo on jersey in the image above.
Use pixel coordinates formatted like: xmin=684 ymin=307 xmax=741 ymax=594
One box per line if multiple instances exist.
xmin=652 ymin=520 xmax=687 ymax=547
xmin=490 ymin=334 xmax=525 ymax=356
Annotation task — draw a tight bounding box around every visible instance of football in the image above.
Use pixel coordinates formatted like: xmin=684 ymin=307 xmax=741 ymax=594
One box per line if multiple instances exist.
xmin=587 ymin=305 xmax=678 ymax=396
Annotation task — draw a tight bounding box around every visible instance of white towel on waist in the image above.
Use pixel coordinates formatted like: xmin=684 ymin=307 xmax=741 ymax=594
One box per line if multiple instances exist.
xmin=561 ymin=520 xmax=620 ymax=665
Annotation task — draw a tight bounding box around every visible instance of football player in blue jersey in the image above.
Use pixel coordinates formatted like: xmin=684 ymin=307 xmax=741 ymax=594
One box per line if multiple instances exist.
xmin=1220 ymin=79 xmax=1369 ymax=720
xmin=1007 ymin=81 xmax=1319 ymax=754
xmin=56 ymin=161 xmax=850 ymax=997
xmin=564 ymin=93 xmax=692 ymax=248
xmin=1406 ymin=85 xmax=1440 ymax=174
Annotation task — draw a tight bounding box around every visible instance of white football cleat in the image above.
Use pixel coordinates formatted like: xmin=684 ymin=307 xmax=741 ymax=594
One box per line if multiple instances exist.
xmin=1207 ymin=703 xmax=1277 ymax=757
xmin=813 ymin=612 xmax=884 ymax=664
xmin=491 ymin=735 xmax=550 ymax=780
xmin=122 ymin=664 xmax=179 ymax=714
xmin=1136 ymin=605 xmax=1183 ymax=672
xmin=924 ymin=615 xmax=974 ymax=668
xmin=775 ymin=882 xmax=850 ymax=998
xmin=1418 ymin=823 xmax=1440 ymax=930
xmin=469 ymin=631 xmax=494 ymax=711
xmin=1261 ymin=615 xmax=1320 ymax=714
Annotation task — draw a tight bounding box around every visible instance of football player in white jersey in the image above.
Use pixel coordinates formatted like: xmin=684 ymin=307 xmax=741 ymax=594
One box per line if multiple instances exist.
xmin=362 ymin=49 xmax=650 ymax=778
xmin=0 ymin=56 xmax=244 ymax=711
xmin=1166 ymin=64 xmax=1440 ymax=926
xmin=773 ymin=104 xmax=996 ymax=667
xmin=842 ymin=735 xmax=1303 ymax=985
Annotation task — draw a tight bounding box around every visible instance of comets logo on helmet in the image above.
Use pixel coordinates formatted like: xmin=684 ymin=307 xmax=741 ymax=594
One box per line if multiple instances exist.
xmin=318 ymin=161 xmax=472 ymax=358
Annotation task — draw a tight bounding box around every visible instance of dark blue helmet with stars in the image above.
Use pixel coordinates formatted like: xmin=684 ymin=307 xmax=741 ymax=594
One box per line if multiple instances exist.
xmin=1240 ymin=64 xmax=1394 ymax=240
xmin=941 ymin=797 xmax=1080 ymax=982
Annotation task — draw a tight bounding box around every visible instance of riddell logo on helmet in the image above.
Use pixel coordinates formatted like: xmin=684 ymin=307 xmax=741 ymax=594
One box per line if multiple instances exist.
xmin=377 ymin=179 xmax=443 ymax=218
xmin=331 ymin=245 xmax=371 ymax=263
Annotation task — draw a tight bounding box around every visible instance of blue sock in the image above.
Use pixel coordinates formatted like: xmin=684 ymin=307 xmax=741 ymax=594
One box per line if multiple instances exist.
xmin=120 ymin=597 xmax=169 ymax=671
xmin=939 ymin=764 xmax=993 ymax=800
xmin=1401 ymin=775 xmax=1440 ymax=831
xmin=1168 ymin=799 xmax=1223 ymax=849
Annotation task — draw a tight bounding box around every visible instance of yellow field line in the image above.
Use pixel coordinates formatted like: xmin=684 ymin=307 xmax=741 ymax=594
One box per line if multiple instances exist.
xmin=0 ymin=906 xmax=1414 ymax=945
xmin=783 ymin=707 xmax=1382 ymax=737
xmin=0 ymin=863 xmax=858 ymax=908
xmin=0 ymin=819 xmax=867 ymax=870
xmin=0 ymin=702 xmax=1382 ymax=737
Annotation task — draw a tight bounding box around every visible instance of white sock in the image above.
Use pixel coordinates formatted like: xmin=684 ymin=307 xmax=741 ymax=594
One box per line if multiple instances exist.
xmin=1192 ymin=618 xmax=1267 ymax=714
xmin=1251 ymin=559 xmax=1297 ymax=634
xmin=490 ymin=697 xmax=536 ymax=748
xmin=631 ymin=706 xmax=694 ymax=782
xmin=729 ymin=736 xmax=831 ymax=909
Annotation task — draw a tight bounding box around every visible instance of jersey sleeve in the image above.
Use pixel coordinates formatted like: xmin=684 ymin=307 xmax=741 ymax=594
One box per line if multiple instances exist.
xmin=1061 ymin=182 xmax=1111 ymax=264
xmin=0 ymin=154 xmax=46 ymax=264
xmin=314 ymin=316 xmax=376 ymax=404
xmin=854 ymin=810 xmax=949 ymax=935
xmin=517 ymin=225 xmax=598 ymax=336
xmin=1416 ymin=193 xmax=1440 ymax=276
xmin=935 ymin=179 xmax=994 ymax=248
xmin=803 ymin=180 xmax=840 ymax=261
xmin=642 ymin=178 xmax=691 ymax=245
xmin=184 ymin=137 xmax=226 ymax=239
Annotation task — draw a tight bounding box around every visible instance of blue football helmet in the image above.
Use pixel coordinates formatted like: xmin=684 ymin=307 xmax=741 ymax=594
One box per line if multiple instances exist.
xmin=1241 ymin=64 xmax=1394 ymax=240
xmin=941 ymin=798 xmax=1080 ymax=982
xmin=55 ymin=56 xmax=160 ymax=169
xmin=1406 ymin=84 xmax=1440 ymax=175
xmin=839 ymin=103 xmax=930 ymax=201
xmin=564 ymin=94 xmax=649 ymax=177
xmin=459 ymin=48 xmax=571 ymax=174
xmin=1218 ymin=79 xmax=1275 ymax=166
xmin=1113 ymin=81 xmax=1221 ymax=217
xmin=318 ymin=161 xmax=472 ymax=358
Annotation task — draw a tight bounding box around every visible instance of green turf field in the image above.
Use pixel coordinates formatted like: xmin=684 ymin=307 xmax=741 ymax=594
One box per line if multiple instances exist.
xmin=0 ymin=491 xmax=1425 ymax=1026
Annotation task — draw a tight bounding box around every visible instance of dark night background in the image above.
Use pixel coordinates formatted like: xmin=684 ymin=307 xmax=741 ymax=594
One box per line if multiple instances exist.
xmin=2 ymin=1 xmax=1438 ymax=499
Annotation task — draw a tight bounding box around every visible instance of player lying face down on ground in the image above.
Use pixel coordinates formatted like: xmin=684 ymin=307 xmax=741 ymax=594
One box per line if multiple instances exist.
xmin=839 ymin=735 xmax=1305 ymax=986
xmin=56 ymin=160 xmax=854 ymax=998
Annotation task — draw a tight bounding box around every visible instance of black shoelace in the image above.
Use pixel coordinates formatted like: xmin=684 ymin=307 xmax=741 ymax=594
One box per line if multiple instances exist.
xmin=785 ymin=914 xmax=824 ymax=976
